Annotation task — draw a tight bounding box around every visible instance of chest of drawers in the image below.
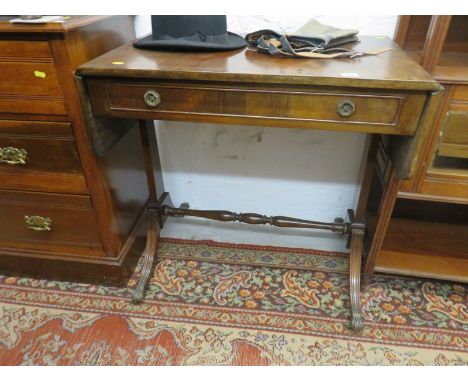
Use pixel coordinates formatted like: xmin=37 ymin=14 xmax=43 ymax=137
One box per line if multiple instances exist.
xmin=0 ymin=16 xmax=150 ymax=281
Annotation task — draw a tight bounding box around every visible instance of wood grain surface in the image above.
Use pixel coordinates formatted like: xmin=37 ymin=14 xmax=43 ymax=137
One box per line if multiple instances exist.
xmin=77 ymin=37 xmax=440 ymax=92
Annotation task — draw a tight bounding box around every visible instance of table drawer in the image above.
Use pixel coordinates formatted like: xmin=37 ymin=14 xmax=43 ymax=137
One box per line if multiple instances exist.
xmin=0 ymin=120 xmax=88 ymax=194
xmin=92 ymin=81 xmax=426 ymax=135
xmin=0 ymin=190 xmax=102 ymax=256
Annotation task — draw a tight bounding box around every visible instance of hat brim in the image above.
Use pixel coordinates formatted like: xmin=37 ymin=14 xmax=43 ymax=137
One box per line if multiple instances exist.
xmin=133 ymin=32 xmax=247 ymax=52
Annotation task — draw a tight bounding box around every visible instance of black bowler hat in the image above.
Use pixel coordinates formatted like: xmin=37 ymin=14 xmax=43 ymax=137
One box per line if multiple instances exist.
xmin=134 ymin=15 xmax=247 ymax=52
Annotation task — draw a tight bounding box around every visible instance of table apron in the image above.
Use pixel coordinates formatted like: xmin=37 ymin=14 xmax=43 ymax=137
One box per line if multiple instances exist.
xmin=86 ymin=79 xmax=427 ymax=136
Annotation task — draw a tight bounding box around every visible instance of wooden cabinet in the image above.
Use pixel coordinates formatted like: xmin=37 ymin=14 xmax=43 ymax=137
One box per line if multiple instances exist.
xmin=0 ymin=16 xmax=149 ymax=281
xmin=365 ymin=16 xmax=468 ymax=283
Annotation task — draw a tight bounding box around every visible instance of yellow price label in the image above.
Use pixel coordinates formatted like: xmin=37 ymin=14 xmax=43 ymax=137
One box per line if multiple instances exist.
xmin=112 ymin=61 xmax=125 ymax=65
xmin=34 ymin=71 xmax=46 ymax=78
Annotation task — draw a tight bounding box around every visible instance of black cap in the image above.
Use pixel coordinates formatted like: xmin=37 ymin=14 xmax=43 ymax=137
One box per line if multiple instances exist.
xmin=134 ymin=15 xmax=247 ymax=52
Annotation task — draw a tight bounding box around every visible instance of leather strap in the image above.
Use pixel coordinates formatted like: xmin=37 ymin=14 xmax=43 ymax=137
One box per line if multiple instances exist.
xmin=246 ymin=29 xmax=391 ymax=59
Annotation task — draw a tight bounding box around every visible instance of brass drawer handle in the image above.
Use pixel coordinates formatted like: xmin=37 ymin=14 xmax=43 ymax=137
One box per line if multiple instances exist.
xmin=24 ymin=215 xmax=52 ymax=231
xmin=337 ymin=100 xmax=356 ymax=117
xmin=0 ymin=147 xmax=28 ymax=165
xmin=143 ymin=90 xmax=161 ymax=107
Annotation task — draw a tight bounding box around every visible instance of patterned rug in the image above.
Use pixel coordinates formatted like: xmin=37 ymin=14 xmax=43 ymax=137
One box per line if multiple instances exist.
xmin=0 ymin=238 xmax=466 ymax=365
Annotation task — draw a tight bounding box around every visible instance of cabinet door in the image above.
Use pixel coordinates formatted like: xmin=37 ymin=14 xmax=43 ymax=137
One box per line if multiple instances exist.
xmin=435 ymin=86 xmax=468 ymax=161
xmin=437 ymin=105 xmax=468 ymax=159
xmin=419 ymin=85 xmax=468 ymax=201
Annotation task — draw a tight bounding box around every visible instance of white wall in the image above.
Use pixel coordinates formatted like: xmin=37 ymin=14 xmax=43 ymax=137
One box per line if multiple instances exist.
xmin=134 ymin=15 xmax=398 ymax=252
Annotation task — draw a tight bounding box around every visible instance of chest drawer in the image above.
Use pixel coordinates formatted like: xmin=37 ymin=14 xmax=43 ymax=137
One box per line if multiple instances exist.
xmin=0 ymin=40 xmax=53 ymax=60
xmin=0 ymin=190 xmax=103 ymax=257
xmin=0 ymin=39 xmax=67 ymax=115
xmin=0 ymin=61 xmax=63 ymax=97
xmin=89 ymin=80 xmax=427 ymax=135
xmin=0 ymin=120 xmax=88 ymax=194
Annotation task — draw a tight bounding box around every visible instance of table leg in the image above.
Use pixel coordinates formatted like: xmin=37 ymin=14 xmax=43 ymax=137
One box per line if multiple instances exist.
xmin=364 ymin=168 xmax=399 ymax=278
xmin=131 ymin=211 xmax=161 ymax=303
xmin=349 ymin=230 xmax=364 ymax=331
xmin=130 ymin=119 xmax=165 ymax=303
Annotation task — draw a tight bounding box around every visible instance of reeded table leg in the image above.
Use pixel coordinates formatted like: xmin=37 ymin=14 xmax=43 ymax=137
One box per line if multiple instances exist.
xmin=131 ymin=211 xmax=160 ymax=303
xmin=349 ymin=231 xmax=364 ymax=331
xmin=130 ymin=119 xmax=165 ymax=303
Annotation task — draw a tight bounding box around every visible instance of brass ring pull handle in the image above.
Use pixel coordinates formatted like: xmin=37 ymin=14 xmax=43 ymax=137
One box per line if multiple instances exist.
xmin=24 ymin=215 xmax=52 ymax=231
xmin=337 ymin=100 xmax=356 ymax=117
xmin=143 ymin=90 xmax=161 ymax=107
xmin=0 ymin=147 xmax=28 ymax=165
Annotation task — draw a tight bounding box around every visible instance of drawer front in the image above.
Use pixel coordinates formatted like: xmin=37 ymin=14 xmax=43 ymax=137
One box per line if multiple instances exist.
xmin=0 ymin=96 xmax=67 ymax=116
xmin=0 ymin=40 xmax=53 ymax=60
xmin=0 ymin=190 xmax=103 ymax=256
xmin=91 ymin=81 xmax=426 ymax=135
xmin=438 ymin=102 xmax=468 ymax=159
xmin=0 ymin=120 xmax=88 ymax=194
xmin=0 ymin=39 xmax=67 ymax=115
xmin=0 ymin=62 xmax=63 ymax=97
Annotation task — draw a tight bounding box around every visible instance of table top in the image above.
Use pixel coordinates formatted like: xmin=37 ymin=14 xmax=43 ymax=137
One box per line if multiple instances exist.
xmin=77 ymin=36 xmax=440 ymax=92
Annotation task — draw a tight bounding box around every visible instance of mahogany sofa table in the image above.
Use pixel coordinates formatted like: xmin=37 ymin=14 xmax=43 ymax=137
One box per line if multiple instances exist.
xmin=76 ymin=36 xmax=441 ymax=331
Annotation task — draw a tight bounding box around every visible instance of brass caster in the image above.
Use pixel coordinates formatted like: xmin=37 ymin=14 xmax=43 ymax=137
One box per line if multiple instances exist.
xmin=349 ymin=314 xmax=364 ymax=332
xmin=131 ymin=289 xmax=145 ymax=304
